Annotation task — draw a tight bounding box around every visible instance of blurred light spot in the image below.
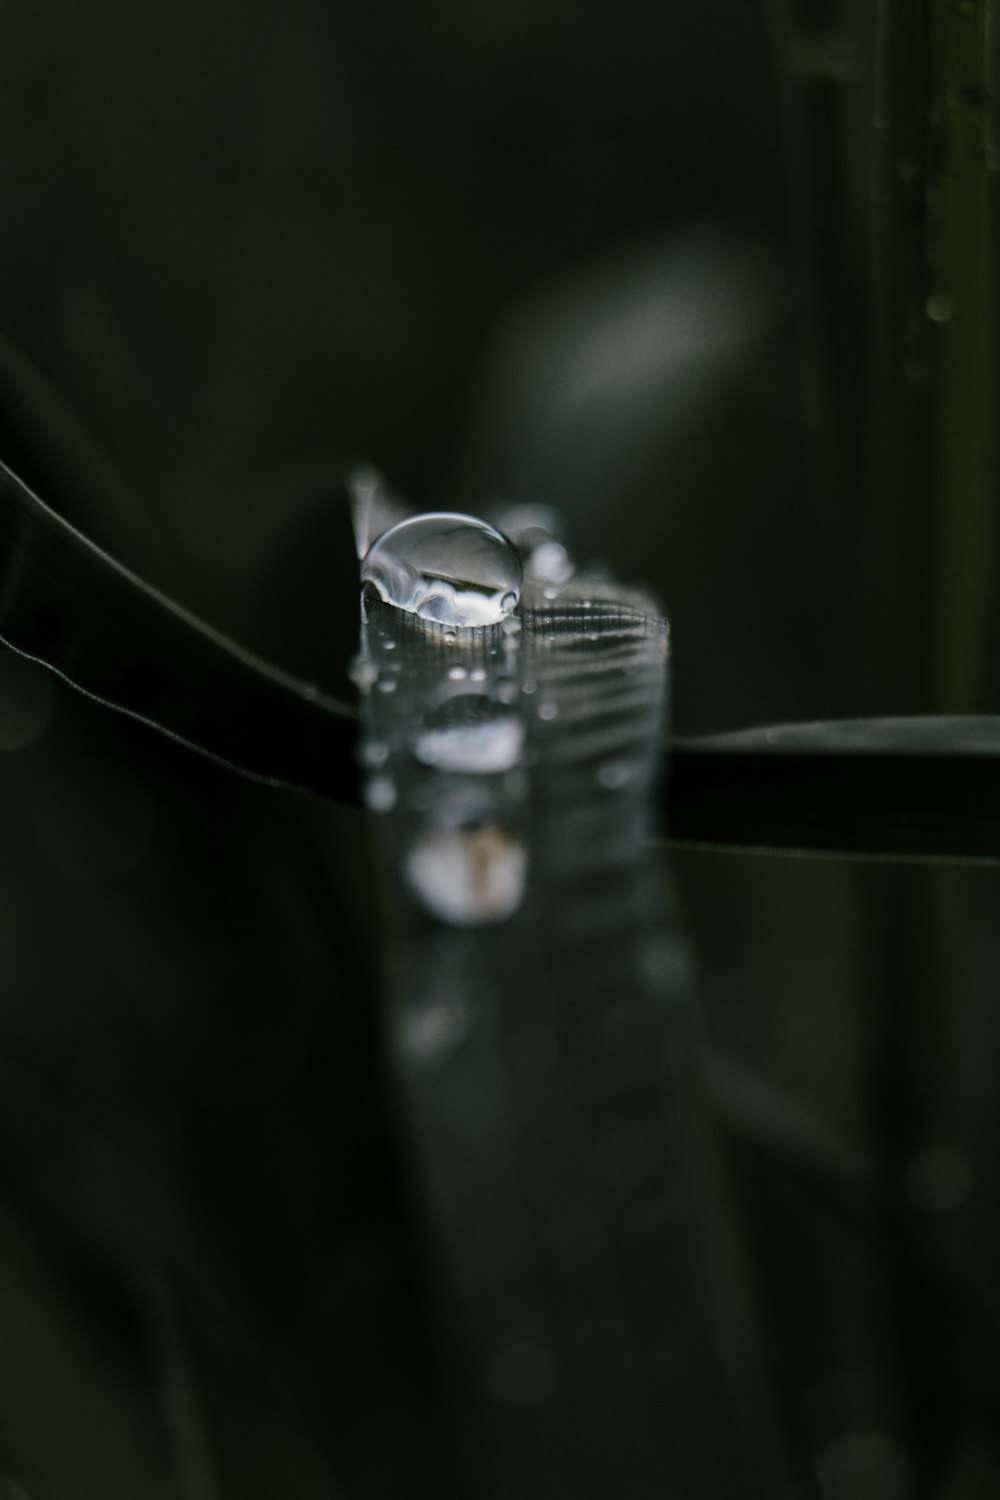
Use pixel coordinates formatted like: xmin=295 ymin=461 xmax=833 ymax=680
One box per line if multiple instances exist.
xmin=34 ymin=759 xmax=154 ymax=881
xmin=815 ymin=1431 xmax=912 ymax=1500
xmin=396 ymin=997 xmax=470 ymax=1062
xmin=405 ymin=822 xmax=527 ymax=927
xmin=640 ymin=936 xmax=692 ymax=996
xmin=596 ymin=757 xmax=637 ymax=791
xmin=0 ymin=654 xmax=54 ymax=750
xmin=363 ymin=773 xmax=397 ymax=812
xmin=486 ymin=1340 xmax=555 ymax=1406
xmin=905 ymin=1147 xmax=972 ymax=1214
xmin=926 ymin=292 xmax=953 ymax=323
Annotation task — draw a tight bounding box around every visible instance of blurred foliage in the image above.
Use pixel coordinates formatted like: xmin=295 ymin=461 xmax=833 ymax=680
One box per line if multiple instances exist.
xmin=1 ymin=0 xmax=1000 ymax=1497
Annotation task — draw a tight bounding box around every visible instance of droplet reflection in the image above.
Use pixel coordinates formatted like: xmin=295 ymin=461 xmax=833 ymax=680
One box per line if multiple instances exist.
xmin=362 ymin=512 xmax=523 ymax=627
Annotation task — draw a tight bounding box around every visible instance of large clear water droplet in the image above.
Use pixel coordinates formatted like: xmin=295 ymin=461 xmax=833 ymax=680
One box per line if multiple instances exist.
xmin=414 ymin=694 xmax=525 ymax=774
xmin=405 ymin=822 xmax=527 ymax=926
xmin=361 ymin=512 xmax=523 ymax=627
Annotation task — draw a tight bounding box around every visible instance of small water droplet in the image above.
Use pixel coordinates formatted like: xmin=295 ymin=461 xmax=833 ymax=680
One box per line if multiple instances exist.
xmin=470 ymin=666 xmax=487 ymax=683
xmin=537 ymin=700 xmax=558 ymax=721
xmin=358 ymin=739 xmax=390 ymax=769
xmin=493 ymin=502 xmax=563 ymax=550
xmin=522 ymin=679 xmax=537 ymax=695
xmin=501 ymin=615 xmax=522 ymax=637
xmin=383 ymin=638 xmax=397 ymax=650
xmin=530 ymin=539 xmax=574 ymax=583
xmin=361 ymin=512 xmax=523 ymax=626
xmin=377 ymin=677 xmax=397 ymax=694
xmin=447 ymin=665 xmax=468 ymax=681
xmin=405 ymin=822 xmax=527 ymax=926
xmin=495 ymin=679 xmax=518 ymax=704
xmin=414 ymin=695 xmax=525 ymax=774
xmin=543 ymin=584 xmax=561 ymax=600
xmin=364 ymin=774 xmax=397 ymax=813
xmin=596 ymin=757 xmax=636 ymax=790
xmin=348 ymin=654 xmax=378 ymax=693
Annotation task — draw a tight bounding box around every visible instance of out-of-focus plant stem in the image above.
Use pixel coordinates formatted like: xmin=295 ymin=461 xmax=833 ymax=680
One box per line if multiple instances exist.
xmin=927 ymin=0 xmax=998 ymax=713
xmin=867 ymin=7 xmax=1000 ymax=1491
xmin=868 ymin=0 xmax=998 ymax=713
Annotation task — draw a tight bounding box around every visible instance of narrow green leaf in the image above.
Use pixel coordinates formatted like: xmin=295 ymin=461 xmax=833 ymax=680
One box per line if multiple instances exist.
xmin=0 ymin=456 xmax=358 ymax=800
xmin=670 ymin=717 xmax=1000 ymax=860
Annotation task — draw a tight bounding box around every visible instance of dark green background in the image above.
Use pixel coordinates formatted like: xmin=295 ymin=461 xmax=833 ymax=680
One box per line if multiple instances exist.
xmin=0 ymin=2 xmax=997 ymax=1497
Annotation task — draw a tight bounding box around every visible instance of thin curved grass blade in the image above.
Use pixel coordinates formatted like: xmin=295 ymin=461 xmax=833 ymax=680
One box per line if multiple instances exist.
xmin=5 ymin=451 xmax=1000 ymax=861
xmin=0 ymin=456 xmax=359 ymax=800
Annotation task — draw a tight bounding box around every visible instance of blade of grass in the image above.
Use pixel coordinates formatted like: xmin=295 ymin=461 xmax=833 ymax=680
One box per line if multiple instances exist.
xmin=0 ymin=455 xmax=358 ymax=799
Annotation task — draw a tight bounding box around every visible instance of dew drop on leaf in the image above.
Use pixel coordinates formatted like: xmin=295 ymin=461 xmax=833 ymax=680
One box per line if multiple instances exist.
xmin=361 ymin=512 xmax=523 ymax=627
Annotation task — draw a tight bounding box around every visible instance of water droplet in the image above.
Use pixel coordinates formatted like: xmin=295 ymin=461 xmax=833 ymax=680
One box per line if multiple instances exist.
xmin=530 ymin=539 xmax=574 ymax=583
xmin=469 ymin=666 xmax=487 ymax=683
xmin=348 ymin=654 xmax=378 ymax=693
xmin=364 ymin=774 xmax=397 ymax=813
xmin=377 ymin=677 xmax=397 ymax=694
xmin=495 ymin=679 xmax=518 ymax=704
xmin=383 ymin=638 xmax=397 ymax=650
xmin=414 ymin=695 xmax=525 ymax=774
xmin=501 ymin=615 xmax=521 ymax=637
xmin=494 ymin=502 xmax=563 ymax=550
xmin=358 ymin=739 xmax=389 ymax=769
xmin=405 ymin=822 xmax=527 ymax=926
xmin=493 ymin=502 xmax=574 ymax=581
xmin=447 ymin=665 xmax=468 ymax=681
xmin=537 ymin=700 xmax=558 ymax=721
xmin=596 ymin=757 xmax=637 ymax=790
xmin=361 ymin=512 xmax=523 ymax=627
